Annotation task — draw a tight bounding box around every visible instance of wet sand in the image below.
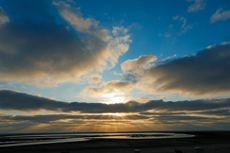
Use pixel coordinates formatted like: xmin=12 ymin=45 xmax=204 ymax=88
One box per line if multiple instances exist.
xmin=1 ymin=131 xmax=230 ymax=153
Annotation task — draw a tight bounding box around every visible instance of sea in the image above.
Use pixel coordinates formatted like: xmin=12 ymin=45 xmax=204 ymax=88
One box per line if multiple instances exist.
xmin=0 ymin=132 xmax=194 ymax=148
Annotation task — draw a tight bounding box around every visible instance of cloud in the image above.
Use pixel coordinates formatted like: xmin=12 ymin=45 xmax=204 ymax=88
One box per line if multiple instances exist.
xmin=193 ymin=109 xmax=230 ymax=117
xmin=158 ymin=54 xmax=177 ymax=63
xmin=153 ymin=115 xmax=216 ymax=122
xmin=80 ymin=80 xmax=136 ymax=101
xmin=112 ymin=26 xmax=128 ymax=36
xmin=0 ymin=0 xmax=131 ymax=86
xmin=180 ymin=17 xmax=186 ymax=28
xmin=1 ymin=114 xmax=149 ymax=123
xmin=173 ymin=16 xmax=186 ymax=29
xmin=210 ymin=8 xmax=230 ymax=23
xmin=0 ymin=119 xmax=137 ymax=133
xmin=1 ymin=89 xmax=230 ymax=132
xmin=172 ymin=16 xmax=193 ymax=34
xmin=140 ymin=111 xmax=187 ymax=116
xmin=128 ymin=97 xmax=153 ymax=103
xmin=164 ymin=33 xmax=171 ymax=38
xmin=172 ymin=15 xmax=179 ymax=20
xmin=0 ymin=7 xmax=9 ymax=25
xmin=121 ymin=55 xmax=157 ymax=73
xmin=1 ymin=90 xmax=230 ymax=113
xmin=179 ymin=25 xmax=193 ymax=35
xmin=113 ymin=71 xmax=123 ymax=77
xmin=187 ymin=0 xmax=206 ymax=13
xmin=87 ymin=74 xmax=102 ymax=84
xmin=141 ymin=109 xmax=230 ymax=119
xmin=54 ymin=1 xmax=111 ymax=42
xmin=133 ymin=42 xmax=230 ymax=96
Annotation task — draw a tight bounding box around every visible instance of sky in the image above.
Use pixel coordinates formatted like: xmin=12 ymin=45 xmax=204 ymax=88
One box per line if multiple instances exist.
xmin=0 ymin=0 xmax=230 ymax=133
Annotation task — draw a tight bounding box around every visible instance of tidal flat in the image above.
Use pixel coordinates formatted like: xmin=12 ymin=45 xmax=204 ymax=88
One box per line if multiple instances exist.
xmin=0 ymin=131 xmax=230 ymax=153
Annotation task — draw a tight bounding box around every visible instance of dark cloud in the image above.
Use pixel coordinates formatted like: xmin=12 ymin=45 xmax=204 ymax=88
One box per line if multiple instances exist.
xmin=140 ymin=112 xmax=187 ymax=116
xmin=141 ymin=109 xmax=230 ymax=123
xmin=0 ymin=19 xmax=91 ymax=85
xmin=194 ymin=109 xmax=230 ymax=116
xmin=153 ymin=115 xmax=217 ymax=121
xmin=142 ymin=43 xmax=230 ymax=96
xmin=1 ymin=114 xmax=149 ymax=123
xmin=1 ymin=90 xmax=230 ymax=113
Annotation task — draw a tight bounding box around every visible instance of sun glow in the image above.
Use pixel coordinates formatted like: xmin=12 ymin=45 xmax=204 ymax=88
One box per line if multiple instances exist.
xmin=103 ymin=113 xmax=125 ymax=116
xmin=101 ymin=93 xmax=126 ymax=104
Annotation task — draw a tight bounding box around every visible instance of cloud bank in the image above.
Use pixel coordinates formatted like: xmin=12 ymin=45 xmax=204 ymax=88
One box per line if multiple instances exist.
xmin=1 ymin=90 xmax=230 ymax=113
xmin=129 ymin=42 xmax=230 ymax=96
xmin=0 ymin=89 xmax=230 ymax=132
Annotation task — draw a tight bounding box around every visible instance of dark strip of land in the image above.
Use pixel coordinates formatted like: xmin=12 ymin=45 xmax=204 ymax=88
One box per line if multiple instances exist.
xmin=1 ymin=131 xmax=230 ymax=153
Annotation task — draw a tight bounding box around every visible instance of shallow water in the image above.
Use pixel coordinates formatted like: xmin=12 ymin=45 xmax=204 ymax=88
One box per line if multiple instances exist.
xmin=0 ymin=132 xmax=194 ymax=147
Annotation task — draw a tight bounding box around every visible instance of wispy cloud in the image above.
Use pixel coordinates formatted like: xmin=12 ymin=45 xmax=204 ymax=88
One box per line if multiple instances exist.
xmin=210 ymin=8 xmax=230 ymax=23
xmin=112 ymin=26 xmax=128 ymax=36
xmin=179 ymin=25 xmax=193 ymax=35
xmin=187 ymin=0 xmax=206 ymax=13
xmin=172 ymin=16 xmax=193 ymax=35
xmin=172 ymin=15 xmax=179 ymax=20
xmin=180 ymin=17 xmax=186 ymax=28
xmin=164 ymin=33 xmax=171 ymax=38
xmin=113 ymin=71 xmax=123 ymax=77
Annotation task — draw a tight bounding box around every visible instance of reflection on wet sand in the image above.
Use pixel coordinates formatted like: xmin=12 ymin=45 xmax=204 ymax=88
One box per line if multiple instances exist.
xmin=0 ymin=132 xmax=193 ymax=147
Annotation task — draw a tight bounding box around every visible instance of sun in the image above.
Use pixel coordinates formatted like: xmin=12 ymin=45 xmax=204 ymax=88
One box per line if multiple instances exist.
xmin=107 ymin=96 xmax=125 ymax=104
xmin=101 ymin=93 xmax=126 ymax=104
xmin=103 ymin=113 xmax=125 ymax=116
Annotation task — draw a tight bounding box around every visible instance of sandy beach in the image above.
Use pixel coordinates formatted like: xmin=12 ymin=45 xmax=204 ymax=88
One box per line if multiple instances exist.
xmin=1 ymin=131 xmax=230 ymax=153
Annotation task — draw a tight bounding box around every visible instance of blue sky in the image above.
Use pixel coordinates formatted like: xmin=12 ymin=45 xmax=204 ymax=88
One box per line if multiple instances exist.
xmin=0 ymin=0 xmax=230 ymax=132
